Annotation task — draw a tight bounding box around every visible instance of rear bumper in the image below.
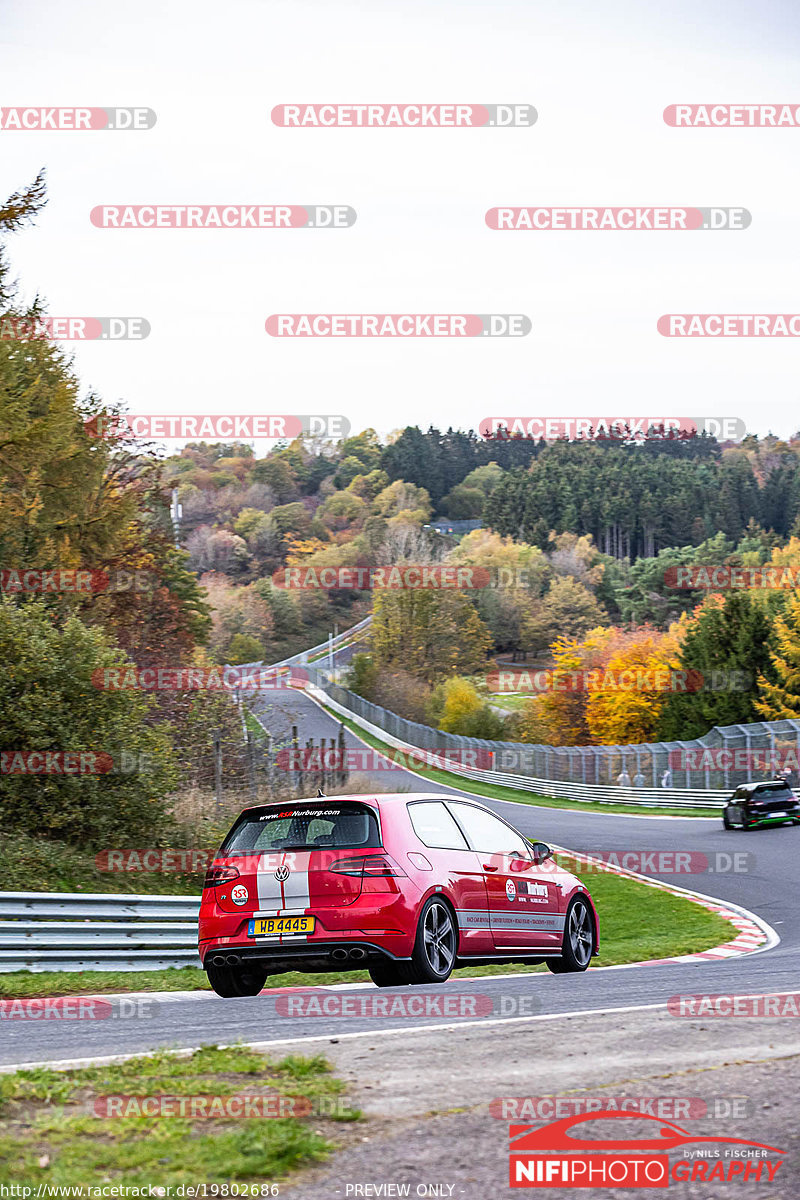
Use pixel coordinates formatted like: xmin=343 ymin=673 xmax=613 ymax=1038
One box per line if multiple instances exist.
xmin=199 ymin=890 xmax=417 ymax=969
xmin=201 ymin=939 xmax=409 ymax=974
xmin=735 ymin=803 xmax=800 ymax=824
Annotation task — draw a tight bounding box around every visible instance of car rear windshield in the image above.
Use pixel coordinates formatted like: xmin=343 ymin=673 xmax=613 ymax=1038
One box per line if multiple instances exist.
xmin=220 ymin=801 xmax=382 ymax=853
xmin=751 ymin=783 xmax=795 ymax=801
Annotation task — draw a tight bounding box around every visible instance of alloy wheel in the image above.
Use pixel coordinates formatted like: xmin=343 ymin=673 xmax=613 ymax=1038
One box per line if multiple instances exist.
xmin=568 ymin=898 xmax=593 ymax=968
xmin=423 ymin=900 xmax=456 ymax=975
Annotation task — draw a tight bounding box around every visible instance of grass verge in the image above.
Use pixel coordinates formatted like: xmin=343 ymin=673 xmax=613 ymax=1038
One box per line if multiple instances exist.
xmin=0 ymin=830 xmax=205 ymax=896
xmin=487 ymin=694 xmax=536 ymax=712
xmin=319 ymin=701 xmax=721 ymax=818
xmin=0 ymin=858 xmax=733 ymax=998
xmin=0 ymin=1044 xmax=357 ymax=1186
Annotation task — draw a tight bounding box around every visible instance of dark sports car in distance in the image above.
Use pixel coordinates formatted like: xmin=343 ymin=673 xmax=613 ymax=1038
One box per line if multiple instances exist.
xmin=722 ymin=778 xmax=800 ymax=830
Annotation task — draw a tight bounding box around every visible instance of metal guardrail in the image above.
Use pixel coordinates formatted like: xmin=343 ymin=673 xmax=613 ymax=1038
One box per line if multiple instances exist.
xmin=233 ymin=612 xmax=788 ymax=807
xmin=305 ymin=681 xmax=726 ymax=810
xmin=0 ymin=892 xmax=201 ymax=973
xmin=234 ymin=617 xmax=372 ymax=676
xmin=0 ymin=620 xmax=371 ymax=974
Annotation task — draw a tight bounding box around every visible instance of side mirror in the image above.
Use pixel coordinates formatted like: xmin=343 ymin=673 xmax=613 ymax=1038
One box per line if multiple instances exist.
xmin=531 ymin=841 xmax=553 ymax=865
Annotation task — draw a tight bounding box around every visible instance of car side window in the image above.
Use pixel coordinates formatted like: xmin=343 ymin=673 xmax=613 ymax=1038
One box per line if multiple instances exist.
xmin=407 ymin=801 xmax=469 ymax=850
xmin=448 ymin=803 xmax=531 ymax=858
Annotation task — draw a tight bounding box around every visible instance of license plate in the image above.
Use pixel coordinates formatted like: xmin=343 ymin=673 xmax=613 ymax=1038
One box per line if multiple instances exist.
xmin=248 ymin=916 xmax=315 ymax=937
xmin=770 ymin=811 xmax=788 ymax=818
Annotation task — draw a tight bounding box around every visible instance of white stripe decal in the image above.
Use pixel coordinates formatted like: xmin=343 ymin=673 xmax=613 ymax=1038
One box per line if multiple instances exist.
xmin=256 ymin=853 xmax=284 ymax=907
xmin=279 ymin=852 xmax=310 ymax=945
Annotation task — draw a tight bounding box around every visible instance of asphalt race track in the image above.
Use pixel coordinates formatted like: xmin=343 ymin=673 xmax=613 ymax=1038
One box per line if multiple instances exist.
xmin=1 ymin=680 xmax=798 ymax=1071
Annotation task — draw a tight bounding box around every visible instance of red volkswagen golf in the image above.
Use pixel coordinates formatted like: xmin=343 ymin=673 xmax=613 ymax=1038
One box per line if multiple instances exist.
xmin=198 ymin=792 xmax=599 ymax=996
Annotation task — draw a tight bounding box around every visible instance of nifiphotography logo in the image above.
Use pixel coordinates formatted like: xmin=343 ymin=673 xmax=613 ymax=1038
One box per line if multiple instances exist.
xmin=508 ymin=1111 xmax=784 ymax=1187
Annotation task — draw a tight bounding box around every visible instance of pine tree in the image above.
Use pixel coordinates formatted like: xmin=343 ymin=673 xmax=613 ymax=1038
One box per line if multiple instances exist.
xmin=755 ymin=592 xmax=800 ymax=719
xmin=657 ymin=593 xmax=776 ymax=738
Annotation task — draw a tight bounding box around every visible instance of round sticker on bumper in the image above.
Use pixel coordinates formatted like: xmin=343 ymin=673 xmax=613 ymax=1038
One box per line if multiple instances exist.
xmin=231 ymin=884 xmax=249 ymax=905
xmin=506 ymin=879 xmax=516 ymax=901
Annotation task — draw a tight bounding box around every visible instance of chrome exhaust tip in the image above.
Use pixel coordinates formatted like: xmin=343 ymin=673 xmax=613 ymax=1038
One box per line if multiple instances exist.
xmin=211 ymin=955 xmax=227 ymax=967
xmin=330 ymin=948 xmax=348 ymax=962
xmin=226 ymin=954 xmax=241 ymax=966
xmin=349 ymin=947 xmax=367 ymax=961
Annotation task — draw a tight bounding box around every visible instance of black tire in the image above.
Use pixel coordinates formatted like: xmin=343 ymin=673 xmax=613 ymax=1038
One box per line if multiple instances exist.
xmin=722 ymin=809 xmax=733 ymax=830
xmin=368 ymin=962 xmax=409 ymax=988
xmin=205 ymin=961 xmax=268 ymax=998
xmin=405 ymin=896 xmax=458 ymax=985
xmin=546 ymin=895 xmax=595 ymax=974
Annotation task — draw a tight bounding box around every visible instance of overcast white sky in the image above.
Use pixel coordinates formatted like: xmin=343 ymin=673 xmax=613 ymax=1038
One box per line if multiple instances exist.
xmin=2 ymin=0 xmax=800 ymax=447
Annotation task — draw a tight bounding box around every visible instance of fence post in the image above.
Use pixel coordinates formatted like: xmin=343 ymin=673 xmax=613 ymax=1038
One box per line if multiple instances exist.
xmin=293 ymin=725 xmax=304 ymax=794
xmin=265 ymin=731 xmax=273 ymax=793
xmin=213 ymin=733 xmax=222 ymax=815
xmin=338 ymin=723 xmax=347 ymax=787
xmin=246 ymin=731 xmax=258 ymax=801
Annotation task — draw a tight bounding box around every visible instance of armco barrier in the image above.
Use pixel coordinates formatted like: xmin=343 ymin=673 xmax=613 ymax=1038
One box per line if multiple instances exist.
xmin=233 ymin=615 xmax=800 ymax=805
xmin=302 ymin=678 xmax=725 ymax=810
xmin=296 ymin=667 xmax=800 ymax=799
xmin=235 ymin=616 xmax=371 ymax=679
xmin=0 ymin=892 xmax=201 ymax=973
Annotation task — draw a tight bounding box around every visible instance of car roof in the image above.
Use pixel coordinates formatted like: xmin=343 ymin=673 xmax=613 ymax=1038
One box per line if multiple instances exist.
xmin=237 ymin=792 xmax=493 ymax=816
xmin=736 ymin=778 xmax=790 ymax=793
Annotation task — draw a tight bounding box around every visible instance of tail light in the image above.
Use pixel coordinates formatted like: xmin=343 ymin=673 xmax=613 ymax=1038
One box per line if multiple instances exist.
xmin=328 ymin=854 xmax=406 ymax=877
xmin=204 ymin=863 xmax=240 ymax=887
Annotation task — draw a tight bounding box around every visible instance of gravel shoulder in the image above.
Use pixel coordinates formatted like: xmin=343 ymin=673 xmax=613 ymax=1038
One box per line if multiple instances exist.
xmin=280 ymin=1006 xmax=800 ymax=1199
